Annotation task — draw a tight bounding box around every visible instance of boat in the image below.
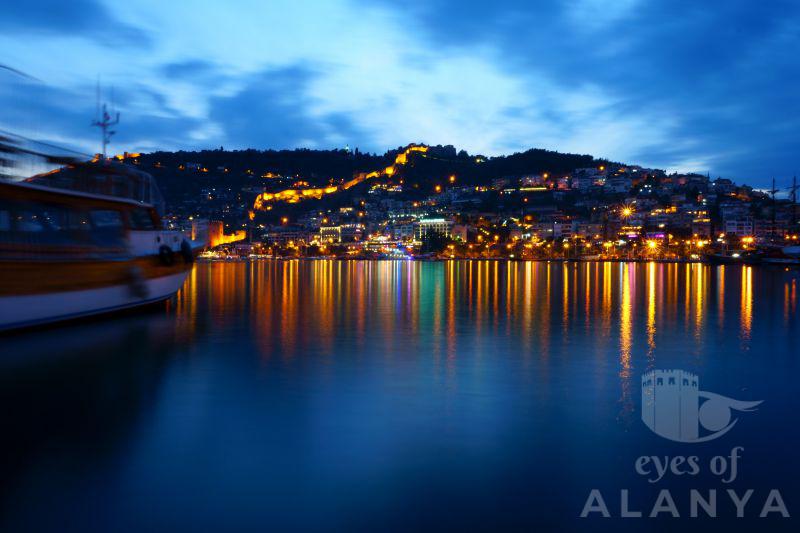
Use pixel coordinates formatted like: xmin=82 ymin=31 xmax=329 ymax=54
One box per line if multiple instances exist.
xmin=0 ymin=154 xmax=203 ymax=331
xmin=782 ymin=245 xmax=800 ymax=259
xmin=704 ymin=250 xmax=750 ymax=265
xmin=759 ymin=246 xmax=800 ymax=266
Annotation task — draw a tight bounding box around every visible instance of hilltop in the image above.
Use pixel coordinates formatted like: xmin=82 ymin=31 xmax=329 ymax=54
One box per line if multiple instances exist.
xmin=137 ymin=144 xmax=615 ymax=220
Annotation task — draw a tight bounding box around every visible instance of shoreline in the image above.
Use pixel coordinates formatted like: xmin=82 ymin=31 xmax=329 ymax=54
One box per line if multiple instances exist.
xmin=197 ymin=257 xmax=800 ymax=267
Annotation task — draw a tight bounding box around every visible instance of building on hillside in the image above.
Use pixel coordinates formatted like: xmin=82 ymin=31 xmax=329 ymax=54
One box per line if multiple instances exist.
xmin=712 ymin=178 xmax=735 ymax=194
xmin=604 ymin=175 xmax=632 ymax=194
xmin=451 ymin=224 xmax=468 ymax=241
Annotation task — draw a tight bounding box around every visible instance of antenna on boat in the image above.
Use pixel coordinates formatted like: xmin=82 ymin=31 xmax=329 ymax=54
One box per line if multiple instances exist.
xmin=770 ymin=177 xmax=778 ymax=242
xmin=91 ymin=83 xmax=119 ymax=160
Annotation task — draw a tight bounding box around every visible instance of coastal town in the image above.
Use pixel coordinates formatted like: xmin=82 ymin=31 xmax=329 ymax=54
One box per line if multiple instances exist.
xmin=124 ymin=144 xmax=798 ymax=263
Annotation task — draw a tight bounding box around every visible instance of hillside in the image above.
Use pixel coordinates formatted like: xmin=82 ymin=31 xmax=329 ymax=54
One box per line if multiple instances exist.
xmin=138 ymin=144 xmax=617 ymax=214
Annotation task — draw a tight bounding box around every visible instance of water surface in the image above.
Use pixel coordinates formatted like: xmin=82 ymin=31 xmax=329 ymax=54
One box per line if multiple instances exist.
xmin=1 ymin=261 xmax=798 ymax=531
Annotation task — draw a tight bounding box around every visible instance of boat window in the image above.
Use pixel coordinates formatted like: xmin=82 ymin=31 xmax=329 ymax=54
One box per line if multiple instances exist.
xmin=90 ymin=210 xmax=123 ymax=229
xmin=69 ymin=210 xmax=92 ymax=230
xmin=0 ymin=208 xmax=10 ymax=232
xmin=7 ymin=204 xmax=89 ymax=234
xmin=0 ymin=199 xmax=129 ymax=254
xmin=14 ymin=210 xmax=47 ymax=232
xmin=89 ymin=209 xmax=125 ymax=248
xmin=129 ymin=208 xmax=156 ymax=230
xmin=36 ymin=206 xmax=91 ymax=232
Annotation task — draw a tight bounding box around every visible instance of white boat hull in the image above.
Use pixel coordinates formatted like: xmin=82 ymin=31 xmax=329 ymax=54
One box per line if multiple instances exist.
xmin=0 ymin=270 xmax=190 ymax=331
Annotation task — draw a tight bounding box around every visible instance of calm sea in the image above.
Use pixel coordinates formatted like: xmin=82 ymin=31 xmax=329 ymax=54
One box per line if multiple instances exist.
xmin=1 ymin=261 xmax=798 ymax=531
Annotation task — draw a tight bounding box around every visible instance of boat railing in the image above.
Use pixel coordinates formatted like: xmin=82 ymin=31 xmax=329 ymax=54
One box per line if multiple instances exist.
xmin=2 ymin=132 xmax=165 ymax=214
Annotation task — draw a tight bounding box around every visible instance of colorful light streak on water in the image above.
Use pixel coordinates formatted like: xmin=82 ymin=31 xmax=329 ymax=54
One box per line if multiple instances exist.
xmin=1 ymin=261 xmax=799 ymax=531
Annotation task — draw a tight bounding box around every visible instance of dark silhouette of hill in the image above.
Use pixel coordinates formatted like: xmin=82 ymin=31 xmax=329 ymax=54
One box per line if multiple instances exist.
xmin=137 ymin=144 xmax=617 ymax=211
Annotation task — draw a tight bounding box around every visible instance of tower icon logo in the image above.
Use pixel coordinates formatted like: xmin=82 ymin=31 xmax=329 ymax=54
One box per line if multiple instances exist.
xmin=641 ymin=370 xmax=762 ymax=443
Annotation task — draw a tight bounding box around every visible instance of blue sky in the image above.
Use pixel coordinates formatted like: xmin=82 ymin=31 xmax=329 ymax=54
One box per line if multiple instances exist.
xmin=1 ymin=0 xmax=798 ymax=186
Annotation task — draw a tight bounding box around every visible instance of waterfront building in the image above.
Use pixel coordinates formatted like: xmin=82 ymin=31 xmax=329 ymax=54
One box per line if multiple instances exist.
xmin=388 ymin=221 xmax=415 ymax=241
xmin=340 ymin=223 xmax=365 ymax=242
xmin=691 ymin=218 xmax=713 ymax=237
xmin=414 ymin=218 xmax=452 ymax=240
xmin=320 ymin=225 xmax=342 ymax=243
xmin=266 ymin=228 xmax=310 ymax=246
xmin=723 ymin=218 xmax=754 ymax=237
xmin=754 ymin=219 xmax=788 ymax=238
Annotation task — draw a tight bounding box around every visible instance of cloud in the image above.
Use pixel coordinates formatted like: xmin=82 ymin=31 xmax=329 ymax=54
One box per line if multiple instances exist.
xmin=207 ymin=66 xmax=367 ymax=150
xmin=162 ymin=60 xmax=222 ymax=81
xmin=0 ymin=0 xmax=150 ymax=48
xmin=1 ymin=0 xmax=798 ymax=186
xmin=358 ymin=0 xmax=800 ymax=184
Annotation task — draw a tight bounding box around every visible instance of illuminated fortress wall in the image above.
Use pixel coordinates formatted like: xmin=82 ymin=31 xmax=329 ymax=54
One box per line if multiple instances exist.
xmin=208 ymin=220 xmax=247 ymax=248
xmin=253 ymin=145 xmax=428 ymax=211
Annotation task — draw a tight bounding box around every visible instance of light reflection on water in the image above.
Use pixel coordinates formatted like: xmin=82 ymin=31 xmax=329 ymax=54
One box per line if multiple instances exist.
xmin=1 ymin=260 xmax=799 ymax=531
xmin=172 ymin=260 xmax=795 ymax=369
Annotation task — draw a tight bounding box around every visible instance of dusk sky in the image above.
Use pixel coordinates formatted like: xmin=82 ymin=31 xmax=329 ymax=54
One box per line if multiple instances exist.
xmin=1 ymin=0 xmax=798 ymax=187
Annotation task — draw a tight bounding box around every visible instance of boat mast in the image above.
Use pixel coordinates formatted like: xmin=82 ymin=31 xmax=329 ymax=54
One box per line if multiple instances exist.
xmin=770 ymin=177 xmax=777 ymax=242
xmin=91 ymin=83 xmax=119 ymax=160
xmin=791 ymin=175 xmax=798 ymax=229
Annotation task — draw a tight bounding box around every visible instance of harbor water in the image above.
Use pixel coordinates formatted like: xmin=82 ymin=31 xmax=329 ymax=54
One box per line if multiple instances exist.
xmin=1 ymin=261 xmax=798 ymax=531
